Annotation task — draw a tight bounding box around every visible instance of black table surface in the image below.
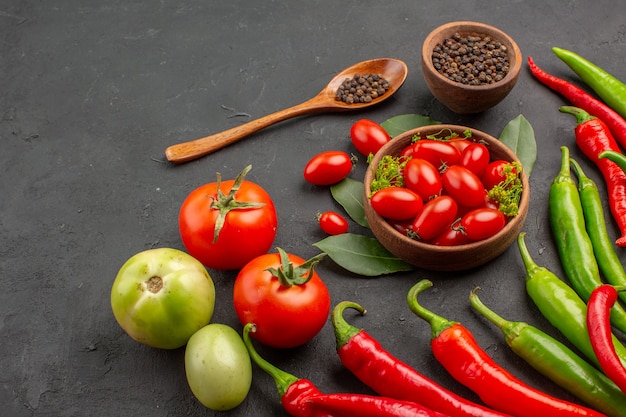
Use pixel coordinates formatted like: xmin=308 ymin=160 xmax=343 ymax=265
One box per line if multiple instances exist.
xmin=3 ymin=1 xmax=626 ymax=416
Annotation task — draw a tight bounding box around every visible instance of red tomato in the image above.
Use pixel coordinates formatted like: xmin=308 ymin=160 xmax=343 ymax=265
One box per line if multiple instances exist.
xmin=179 ymin=166 xmax=278 ymax=270
xmin=318 ymin=211 xmax=349 ymax=235
xmin=442 ymin=165 xmax=487 ymax=208
xmin=410 ymin=139 xmax=462 ymax=169
xmin=460 ymin=143 xmax=490 ymax=177
xmin=303 ymin=150 xmax=353 ymax=185
xmin=387 ymin=219 xmax=414 ymax=235
xmin=370 ymin=187 xmax=423 ymax=220
xmin=412 ymin=195 xmax=458 ymax=241
xmin=403 ymin=158 xmax=442 ymax=200
xmin=350 ymin=119 xmax=390 ymax=157
xmin=448 ymin=138 xmax=472 ymax=153
xmin=233 ymin=250 xmax=331 ymax=348
xmin=430 ymin=220 xmax=472 ymax=246
xmin=461 ymin=208 xmax=506 ymax=241
xmin=482 ymin=160 xmax=513 ymax=190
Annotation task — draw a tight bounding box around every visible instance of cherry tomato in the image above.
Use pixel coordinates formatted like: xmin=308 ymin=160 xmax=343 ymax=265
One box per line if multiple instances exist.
xmin=460 ymin=142 xmax=490 ymax=177
xmin=482 ymin=159 xmax=513 ymax=190
xmin=370 ymin=187 xmax=423 ymax=220
xmin=185 ymin=324 xmax=251 ymax=410
xmin=179 ymin=165 xmax=278 ymax=270
xmin=412 ymin=195 xmax=458 ymax=241
xmin=233 ymin=249 xmax=331 ymax=349
xmin=403 ymin=158 xmax=442 ymax=200
xmin=350 ymin=119 xmax=390 ymax=157
xmin=410 ymin=139 xmax=462 ymax=169
xmin=430 ymin=220 xmax=472 ymax=246
xmin=461 ymin=207 xmax=506 ymax=241
xmin=448 ymin=138 xmax=472 ymax=153
xmin=318 ymin=211 xmax=349 ymax=235
xmin=387 ymin=219 xmax=414 ymax=235
xmin=442 ymin=165 xmax=487 ymax=208
xmin=303 ymin=150 xmax=353 ymax=185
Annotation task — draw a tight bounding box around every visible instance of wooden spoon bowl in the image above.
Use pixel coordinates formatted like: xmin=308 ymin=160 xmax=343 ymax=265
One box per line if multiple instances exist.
xmin=165 ymin=58 xmax=408 ymax=163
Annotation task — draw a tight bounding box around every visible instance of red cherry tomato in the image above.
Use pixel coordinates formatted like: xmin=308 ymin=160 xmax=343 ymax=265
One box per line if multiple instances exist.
xmin=318 ymin=211 xmax=349 ymax=235
xmin=430 ymin=220 xmax=472 ymax=246
xmin=179 ymin=166 xmax=277 ymax=270
xmin=387 ymin=219 xmax=414 ymax=235
xmin=303 ymin=150 xmax=353 ymax=186
xmin=448 ymin=138 xmax=473 ymax=153
xmin=350 ymin=119 xmax=390 ymax=157
xmin=410 ymin=139 xmax=462 ymax=169
xmin=370 ymin=187 xmax=423 ymax=220
xmin=403 ymin=158 xmax=442 ymax=200
xmin=442 ymin=165 xmax=487 ymax=208
xmin=233 ymin=250 xmax=331 ymax=349
xmin=482 ymin=160 xmax=513 ymax=190
xmin=412 ymin=195 xmax=458 ymax=241
xmin=460 ymin=207 xmax=506 ymax=241
xmin=460 ymin=143 xmax=490 ymax=177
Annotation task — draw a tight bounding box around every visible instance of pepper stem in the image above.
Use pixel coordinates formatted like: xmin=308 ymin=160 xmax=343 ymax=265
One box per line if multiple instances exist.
xmin=265 ymin=248 xmax=327 ymax=287
xmin=517 ymin=232 xmax=545 ymax=281
xmin=242 ymin=323 xmax=298 ymax=398
xmin=569 ymin=158 xmax=596 ymax=194
xmin=599 ymin=150 xmax=626 ymax=174
xmin=331 ymin=301 xmax=366 ymax=351
xmin=551 ymin=146 xmax=575 ymax=187
xmin=559 ymin=105 xmax=596 ymax=125
xmin=470 ymin=287 xmax=526 ymax=344
xmin=406 ymin=279 xmax=457 ymax=339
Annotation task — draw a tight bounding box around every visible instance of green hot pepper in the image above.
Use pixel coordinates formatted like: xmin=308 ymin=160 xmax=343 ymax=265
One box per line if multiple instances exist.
xmin=550 ymin=146 xmax=626 ymax=334
xmin=516 ymin=232 xmax=626 ymax=368
xmin=553 ymin=47 xmax=626 ymax=120
xmin=570 ymin=157 xmax=626 ymax=307
xmin=470 ymin=287 xmax=626 ymax=417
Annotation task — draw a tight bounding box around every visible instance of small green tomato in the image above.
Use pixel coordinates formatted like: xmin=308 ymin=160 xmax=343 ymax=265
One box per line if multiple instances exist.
xmin=185 ymin=324 xmax=252 ymax=410
xmin=110 ymin=248 xmax=215 ymax=349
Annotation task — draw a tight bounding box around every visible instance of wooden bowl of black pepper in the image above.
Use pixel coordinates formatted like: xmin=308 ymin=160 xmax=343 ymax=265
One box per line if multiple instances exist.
xmin=421 ymin=21 xmax=522 ymax=114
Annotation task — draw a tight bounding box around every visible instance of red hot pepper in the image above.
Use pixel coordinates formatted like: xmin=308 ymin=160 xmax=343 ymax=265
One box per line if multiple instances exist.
xmin=332 ymin=301 xmax=513 ymax=417
xmin=528 ymin=56 xmax=626 ymax=150
xmin=406 ymin=280 xmax=607 ymax=417
xmin=560 ymin=105 xmax=626 ymax=246
xmin=241 ymin=323 xmax=449 ymax=417
xmin=587 ymin=285 xmax=626 ymax=395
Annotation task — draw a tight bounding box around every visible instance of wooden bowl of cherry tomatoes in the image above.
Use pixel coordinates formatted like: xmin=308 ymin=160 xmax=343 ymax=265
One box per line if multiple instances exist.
xmin=363 ymin=124 xmax=529 ymax=271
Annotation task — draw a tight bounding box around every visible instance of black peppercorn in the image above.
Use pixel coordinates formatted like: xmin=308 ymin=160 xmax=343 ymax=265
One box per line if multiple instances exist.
xmin=335 ymin=73 xmax=390 ymax=103
xmin=431 ymin=32 xmax=510 ymax=86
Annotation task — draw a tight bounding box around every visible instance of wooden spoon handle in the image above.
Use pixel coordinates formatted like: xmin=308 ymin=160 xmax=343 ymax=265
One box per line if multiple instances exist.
xmin=165 ymin=98 xmax=324 ymax=163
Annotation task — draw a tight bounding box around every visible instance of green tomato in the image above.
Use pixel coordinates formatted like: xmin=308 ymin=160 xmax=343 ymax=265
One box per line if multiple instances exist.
xmin=111 ymin=248 xmax=215 ymax=349
xmin=185 ymin=324 xmax=252 ymax=411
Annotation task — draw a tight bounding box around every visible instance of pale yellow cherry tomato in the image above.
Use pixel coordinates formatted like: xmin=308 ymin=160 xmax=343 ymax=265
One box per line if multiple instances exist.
xmin=185 ymin=324 xmax=252 ymax=410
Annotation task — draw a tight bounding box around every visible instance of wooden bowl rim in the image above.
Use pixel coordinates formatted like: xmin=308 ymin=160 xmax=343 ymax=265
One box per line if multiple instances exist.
xmin=364 ymin=124 xmax=530 ymax=255
xmin=421 ymin=21 xmax=523 ymax=91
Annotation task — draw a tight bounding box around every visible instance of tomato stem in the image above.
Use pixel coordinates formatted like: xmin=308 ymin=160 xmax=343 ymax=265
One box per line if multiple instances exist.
xmin=209 ymin=165 xmax=266 ymax=243
xmin=266 ymin=248 xmax=326 ymax=287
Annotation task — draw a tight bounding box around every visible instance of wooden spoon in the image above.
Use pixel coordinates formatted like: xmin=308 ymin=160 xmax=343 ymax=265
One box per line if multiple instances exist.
xmin=164 ymin=58 xmax=408 ymax=163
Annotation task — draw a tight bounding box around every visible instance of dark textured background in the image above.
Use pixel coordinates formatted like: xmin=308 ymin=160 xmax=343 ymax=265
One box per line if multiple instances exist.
xmin=2 ymin=1 xmax=626 ymax=416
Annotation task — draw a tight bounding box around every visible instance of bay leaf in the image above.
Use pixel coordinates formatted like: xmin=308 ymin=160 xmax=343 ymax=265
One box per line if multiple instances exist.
xmin=313 ymin=233 xmax=414 ymax=276
xmin=381 ymin=114 xmax=441 ymax=138
xmin=499 ymin=114 xmax=537 ymax=176
xmin=330 ymin=178 xmax=369 ymax=228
